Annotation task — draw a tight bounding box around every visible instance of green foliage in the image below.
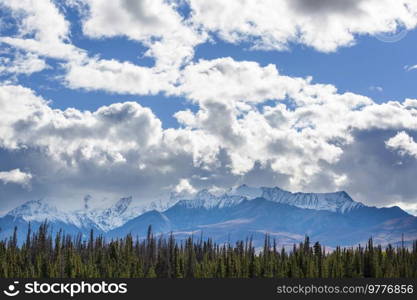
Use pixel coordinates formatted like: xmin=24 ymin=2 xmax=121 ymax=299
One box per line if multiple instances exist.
xmin=0 ymin=223 xmax=416 ymax=278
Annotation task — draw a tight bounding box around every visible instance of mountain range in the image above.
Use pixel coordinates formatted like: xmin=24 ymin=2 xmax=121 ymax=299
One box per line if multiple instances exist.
xmin=1 ymin=185 xmax=416 ymax=248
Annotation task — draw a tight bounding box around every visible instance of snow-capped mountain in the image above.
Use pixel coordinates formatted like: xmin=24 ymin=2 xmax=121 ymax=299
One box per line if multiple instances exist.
xmin=2 ymin=185 xmax=415 ymax=248
xmin=7 ymin=199 xmax=87 ymax=227
xmin=229 ymin=185 xmax=364 ymax=213
xmin=173 ymin=184 xmax=363 ymax=213
xmin=1 ymin=185 xmax=370 ymax=232
xmin=176 ymin=190 xmax=247 ymax=209
xmin=140 ymin=196 xmax=180 ymax=213
xmin=109 ymin=188 xmax=414 ymax=247
xmin=8 ymin=199 xmax=59 ymax=222
xmin=85 ymin=197 xmax=137 ymax=231
xmin=228 ymin=184 xmax=263 ymax=199
xmin=5 ymin=196 xmax=180 ymax=233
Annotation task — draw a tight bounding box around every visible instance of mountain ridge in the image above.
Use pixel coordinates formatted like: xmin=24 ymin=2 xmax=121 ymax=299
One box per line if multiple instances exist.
xmin=2 ymin=185 xmax=415 ymax=247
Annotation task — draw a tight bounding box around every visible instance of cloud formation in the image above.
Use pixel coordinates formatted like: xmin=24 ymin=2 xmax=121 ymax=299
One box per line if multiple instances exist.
xmin=0 ymin=0 xmax=86 ymax=61
xmin=188 ymin=0 xmax=417 ymax=52
xmin=0 ymin=169 xmax=32 ymax=186
xmin=0 ymin=51 xmax=47 ymax=76
xmin=80 ymin=0 xmax=204 ymax=68
xmin=386 ymin=131 xmax=417 ymax=158
xmin=1 ymin=58 xmax=417 ymax=210
xmin=0 ymin=0 xmax=417 ymax=213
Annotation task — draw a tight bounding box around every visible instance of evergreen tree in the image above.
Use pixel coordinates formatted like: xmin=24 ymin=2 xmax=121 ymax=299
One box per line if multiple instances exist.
xmin=0 ymin=223 xmax=415 ymax=278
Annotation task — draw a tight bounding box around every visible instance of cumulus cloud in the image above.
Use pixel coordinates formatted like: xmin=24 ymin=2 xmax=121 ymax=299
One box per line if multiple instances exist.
xmin=80 ymin=0 xmax=205 ymax=68
xmin=0 ymin=0 xmax=86 ymax=61
xmin=188 ymin=0 xmax=417 ymax=52
xmin=52 ymin=0 xmax=417 ymax=97
xmin=0 ymin=169 xmax=32 ymax=186
xmin=64 ymin=58 xmax=174 ymax=95
xmin=3 ymin=0 xmax=417 ymax=97
xmin=0 ymin=51 xmax=47 ymax=76
xmin=0 ymin=84 xmax=163 ymax=160
xmin=2 ymin=52 xmax=417 ymax=210
xmin=175 ymin=178 xmax=196 ymax=194
xmin=0 ymin=0 xmax=199 ymax=95
xmin=386 ymin=131 xmax=417 ymax=158
xmin=290 ymin=0 xmax=364 ymax=15
xmin=0 ymin=0 xmax=417 ymax=213
xmin=177 ymin=59 xmax=417 ymax=195
xmin=0 ymin=84 xmax=221 ymax=208
xmin=176 ymin=58 xmax=300 ymax=104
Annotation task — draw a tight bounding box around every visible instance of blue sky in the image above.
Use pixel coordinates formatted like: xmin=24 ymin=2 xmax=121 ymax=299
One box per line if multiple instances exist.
xmin=1 ymin=0 xmax=417 ymax=215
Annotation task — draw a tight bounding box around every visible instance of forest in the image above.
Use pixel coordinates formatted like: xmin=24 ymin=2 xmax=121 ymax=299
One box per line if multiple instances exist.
xmin=0 ymin=223 xmax=416 ymax=278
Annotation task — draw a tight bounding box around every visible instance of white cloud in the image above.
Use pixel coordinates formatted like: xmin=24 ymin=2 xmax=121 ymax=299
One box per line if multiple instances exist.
xmin=173 ymin=57 xmax=417 ymax=192
xmin=1 ymin=59 xmax=417 ymax=209
xmin=176 ymin=57 xmax=301 ymax=105
xmin=2 ymin=0 xmax=417 ymax=99
xmin=0 ymin=0 xmax=86 ymax=62
xmin=64 ymin=58 xmax=174 ymax=95
xmin=0 ymin=0 xmax=203 ymax=95
xmin=0 ymin=85 xmax=163 ymax=163
xmin=0 ymin=1 xmax=417 ymax=211
xmin=80 ymin=0 xmax=205 ymax=68
xmin=404 ymin=98 xmax=417 ymax=109
xmin=175 ymin=178 xmax=196 ymax=194
xmin=188 ymin=0 xmax=417 ymax=52
xmin=386 ymin=131 xmax=417 ymax=158
xmin=3 ymin=51 xmax=417 ymax=201
xmin=0 ymin=169 xmax=32 ymax=186
xmin=0 ymin=52 xmax=48 ymax=76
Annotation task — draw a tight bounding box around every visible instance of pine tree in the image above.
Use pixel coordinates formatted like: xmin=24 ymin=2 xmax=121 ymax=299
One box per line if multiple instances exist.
xmin=0 ymin=223 xmax=415 ymax=278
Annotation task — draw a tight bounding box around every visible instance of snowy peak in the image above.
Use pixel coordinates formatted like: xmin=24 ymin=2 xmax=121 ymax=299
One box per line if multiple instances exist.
xmin=7 ymin=199 xmax=87 ymax=226
xmin=112 ymin=197 xmax=132 ymax=214
xmin=84 ymin=196 xmax=177 ymax=232
xmin=85 ymin=197 xmax=135 ymax=232
xmin=8 ymin=200 xmax=61 ymax=222
xmin=99 ymin=197 xmax=132 ymax=219
xmin=177 ymin=190 xmax=247 ymax=209
xmin=259 ymin=186 xmax=363 ymax=213
xmin=227 ymin=185 xmax=363 ymax=213
xmin=6 ymin=198 xmax=134 ymax=231
xmin=142 ymin=197 xmax=179 ymax=213
xmin=6 ymin=196 xmax=179 ymax=232
xmin=173 ymin=185 xmax=362 ymax=213
xmin=4 ymin=186 xmax=364 ymax=236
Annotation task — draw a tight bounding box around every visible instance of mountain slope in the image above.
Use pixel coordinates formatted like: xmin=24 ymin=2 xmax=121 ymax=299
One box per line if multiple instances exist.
xmin=1 ymin=185 xmax=415 ymax=248
xmin=108 ymin=210 xmax=171 ymax=238
xmin=86 ymin=197 xmax=137 ymax=231
xmin=108 ymin=195 xmax=416 ymax=247
xmin=229 ymin=185 xmax=364 ymax=213
xmin=0 ymin=214 xmax=92 ymax=244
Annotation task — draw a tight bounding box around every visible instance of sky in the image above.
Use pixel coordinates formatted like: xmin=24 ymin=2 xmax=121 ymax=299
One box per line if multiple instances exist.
xmin=1 ymin=0 xmax=417 ymax=215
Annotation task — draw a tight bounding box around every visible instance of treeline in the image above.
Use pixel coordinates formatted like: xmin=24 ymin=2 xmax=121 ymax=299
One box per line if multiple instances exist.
xmin=0 ymin=223 xmax=416 ymax=278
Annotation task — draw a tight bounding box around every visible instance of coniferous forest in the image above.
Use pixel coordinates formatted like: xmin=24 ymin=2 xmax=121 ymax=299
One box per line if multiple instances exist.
xmin=0 ymin=223 xmax=416 ymax=278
